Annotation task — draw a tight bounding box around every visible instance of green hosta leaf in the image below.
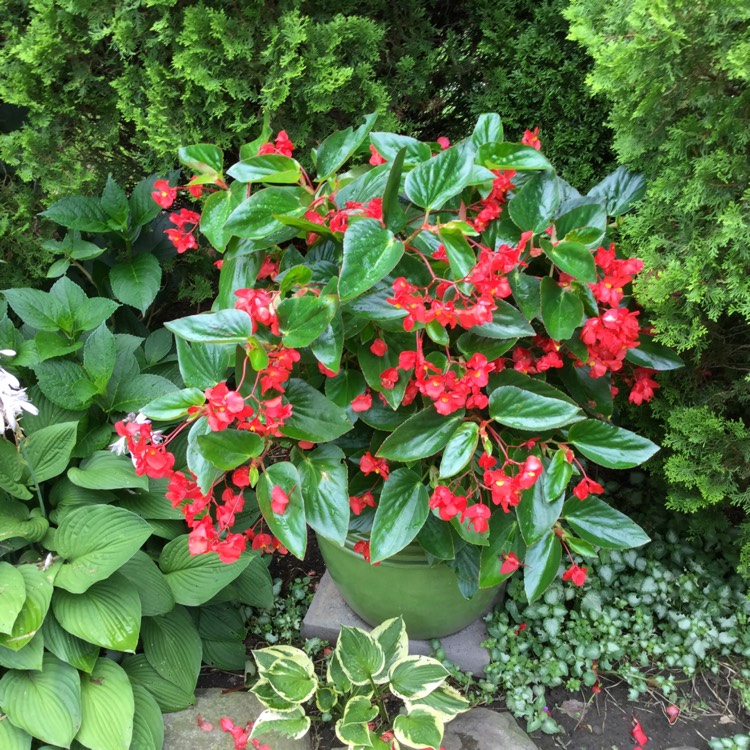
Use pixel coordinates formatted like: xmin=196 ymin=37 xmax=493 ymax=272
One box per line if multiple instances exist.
xmin=336 ymin=626 xmax=385 ymax=685
xmin=68 ymin=451 xmax=149 ymax=491
xmin=52 ymin=573 xmax=141 ymax=652
xmin=516 ymin=476 xmax=565 ymax=546
xmin=32 ymin=414 xmax=84 ymax=468
xmin=389 ymin=656 xmax=448 ymax=700
xmin=118 ymin=550 xmax=175 ymax=617
xmin=523 ymin=531 xmax=562 ymax=603
xmin=0 ymin=715 xmax=31 ymax=749
xmin=439 ymin=422 xmax=479 ymax=478
xmin=568 ymin=420 xmax=659 ymax=469
xmin=339 ymin=219 xmax=404 ymax=301
xmin=0 ymin=653 xmax=82 ymax=747
xmin=297 ymin=444 xmax=350 ymax=546
xmin=371 ymin=617 xmax=408 ymax=683
xmin=227 ymin=154 xmax=301 ymax=184
xmin=77 ymin=658 xmax=134 ymax=750
xmin=587 ymin=166 xmax=646 ymax=217
xmin=542 ymin=241 xmax=596 ymax=282
xmin=277 ymin=294 xmax=337 ymax=348
xmin=41 ymin=195 xmax=111 ymax=232
xmin=370 ymin=469 xmax=429 ymax=563
xmin=178 ymin=143 xmax=223 ymax=176
xmin=41 ymin=613 xmax=99 ymax=673
xmin=0 ymin=565 xmax=53 ymax=651
xmin=165 ymin=309 xmax=252 ymax=344
xmin=545 ymin=450 xmax=573 ymax=500
xmin=0 ymin=632 xmax=44 ymax=670
xmin=316 ymin=113 xmax=378 ymax=179
xmin=489 ymin=385 xmax=584 ymax=431
xmin=0 ymin=442 xmax=32 ymax=500
xmin=393 ymin=707 xmax=444 ymax=750
xmin=200 ymin=183 xmax=245 ymax=252
xmin=477 ymin=142 xmax=553 ymax=171
xmin=470 ymin=298 xmax=534 ymax=339
xmin=159 ymin=535 xmax=252 ymax=606
xmin=231 ymin=557 xmax=274 ymax=608
xmin=509 ymin=170 xmax=561 ymax=233
xmin=0 ymin=562 xmax=26 ymax=634
xmin=121 ymin=654 xmax=194 ymax=713
xmin=377 ymin=408 xmax=463 ymax=462
xmin=471 ymin=113 xmax=504 ymax=148
xmin=35 ymin=360 xmax=97 ymax=410
xmin=197 ymin=429 xmax=264 ymax=471
xmin=142 ymin=606 xmax=202 ymax=694
xmin=130 ymin=683 xmax=164 ymax=750
xmin=109 ymin=254 xmax=162 ymax=315
xmin=540 ymin=277 xmax=584 ymax=340
xmin=563 ymin=497 xmax=650 ymax=549
xmin=141 ymin=387 xmax=206 ymax=421
xmin=404 ymin=145 xmax=474 ymax=210
xmin=625 ymin=336 xmax=684 ymax=371
xmin=250 ymin=706 xmax=310 ymax=742
xmin=335 ymin=696 xmax=379 ymax=746
xmin=55 ymin=505 xmax=152 ymax=593
xmin=257 ymin=463 xmax=307 ymax=559
xmin=281 ymin=379 xmax=353 ymax=443
xmin=224 ymin=187 xmax=307 ymax=239
xmin=406 ymin=684 xmax=471 ymax=721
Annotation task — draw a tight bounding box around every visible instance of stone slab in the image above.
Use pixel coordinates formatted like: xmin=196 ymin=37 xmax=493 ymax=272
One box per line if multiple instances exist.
xmin=301 ymin=571 xmax=492 ymax=676
xmin=334 ymin=708 xmax=539 ymax=750
xmin=442 ymin=708 xmax=540 ymax=750
xmin=163 ymin=688 xmax=310 ymax=750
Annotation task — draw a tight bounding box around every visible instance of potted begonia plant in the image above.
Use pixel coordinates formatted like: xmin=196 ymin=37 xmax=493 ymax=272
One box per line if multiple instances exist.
xmin=122 ymin=113 xmax=681 ymax=638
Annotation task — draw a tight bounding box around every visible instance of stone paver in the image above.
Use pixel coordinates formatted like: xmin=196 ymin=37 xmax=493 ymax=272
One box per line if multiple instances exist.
xmin=442 ymin=708 xmax=540 ymax=749
xmin=302 ymin=572 xmax=493 ymax=675
xmin=163 ymin=688 xmax=310 ymax=750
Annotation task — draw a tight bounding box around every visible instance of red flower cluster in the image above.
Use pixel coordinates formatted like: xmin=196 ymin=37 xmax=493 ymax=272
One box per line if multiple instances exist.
xmin=152 ymin=179 xmax=177 ymax=209
xmin=580 ymin=306 xmax=641 ymax=378
xmin=360 ymin=452 xmax=389 ymax=480
xmin=219 ymin=717 xmax=270 ymax=750
xmin=354 ymin=539 xmax=380 ymax=565
xmin=572 ymin=476 xmax=605 ymax=501
xmin=628 ymin=367 xmax=659 ymax=405
xmin=483 ymin=455 xmax=543 ymax=512
xmin=521 ymin=127 xmax=541 ymax=150
xmin=234 ymin=288 xmax=280 ymax=335
xmin=461 ymin=502 xmax=491 ymax=533
xmin=114 ymin=415 xmax=175 ymax=479
xmin=589 ymin=244 xmax=644 ymax=308
xmin=259 ymin=348 xmax=300 ymax=394
xmin=165 ymin=208 xmax=201 ymax=253
xmin=351 ymin=391 xmax=372 ymax=412
xmin=258 ymin=130 xmax=295 ymax=158
xmin=429 ymin=485 xmax=467 ymax=521
xmin=511 ymin=337 xmax=565 ymax=375
xmin=472 ymin=169 xmax=516 ymax=232
xmin=562 ymin=564 xmax=587 ymax=586
xmin=349 ymin=491 xmax=377 ymax=515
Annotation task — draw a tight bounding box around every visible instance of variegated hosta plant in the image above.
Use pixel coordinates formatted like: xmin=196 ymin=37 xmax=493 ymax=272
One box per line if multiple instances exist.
xmin=249 ymin=617 xmax=468 ymax=750
xmin=128 ymin=112 xmax=683 ymax=603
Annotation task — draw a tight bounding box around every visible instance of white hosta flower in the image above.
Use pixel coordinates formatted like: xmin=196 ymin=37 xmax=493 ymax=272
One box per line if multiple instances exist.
xmin=0 ymin=366 xmax=38 ymax=432
xmin=0 ymin=349 xmax=16 ymax=357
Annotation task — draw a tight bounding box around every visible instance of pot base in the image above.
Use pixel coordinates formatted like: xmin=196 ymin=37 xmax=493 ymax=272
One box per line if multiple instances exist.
xmin=317 ymin=535 xmax=502 ymax=639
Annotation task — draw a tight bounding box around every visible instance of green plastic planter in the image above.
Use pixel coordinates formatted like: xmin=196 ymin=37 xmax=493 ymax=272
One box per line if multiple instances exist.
xmin=317 ymin=534 xmax=501 ymax=639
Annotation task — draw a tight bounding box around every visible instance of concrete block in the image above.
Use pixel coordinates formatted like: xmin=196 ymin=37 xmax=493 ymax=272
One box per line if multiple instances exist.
xmin=301 ymin=571 xmax=493 ymax=676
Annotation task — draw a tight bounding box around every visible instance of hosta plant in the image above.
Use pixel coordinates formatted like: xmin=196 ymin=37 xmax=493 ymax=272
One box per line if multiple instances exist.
xmin=132 ymin=113 xmax=682 ymax=603
xmin=247 ymin=616 xmax=469 ymax=749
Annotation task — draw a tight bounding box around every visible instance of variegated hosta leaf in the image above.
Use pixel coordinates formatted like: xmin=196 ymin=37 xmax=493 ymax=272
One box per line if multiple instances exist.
xmin=315 ymin=686 xmax=338 ymax=712
xmin=252 ymin=644 xmax=314 ymax=675
xmin=251 ymin=678 xmax=296 ymax=710
xmin=326 ymin=650 xmax=352 ymax=693
xmin=393 ymin=707 xmax=444 ymax=750
xmin=404 ymin=683 xmax=471 ymax=721
xmin=335 ymin=626 xmax=385 ymax=685
xmin=334 ymin=696 xmax=379 ymax=747
xmin=249 ymin=706 xmax=311 ymax=741
xmin=370 ymin=617 xmax=408 ymax=684
xmin=388 ymin=655 xmax=449 ymax=700
xmin=264 ymin=657 xmax=318 ymax=703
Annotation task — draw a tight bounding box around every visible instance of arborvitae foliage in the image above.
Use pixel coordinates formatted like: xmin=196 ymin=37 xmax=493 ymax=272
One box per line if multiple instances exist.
xmin=0 ymin=0 xmax=613 ymax=288
xmin=566 ymin=0 xmax=750 ymax=571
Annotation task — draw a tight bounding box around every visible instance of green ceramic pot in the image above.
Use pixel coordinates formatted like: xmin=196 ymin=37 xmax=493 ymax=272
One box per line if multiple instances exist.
xmin=317 ymin=534 xmax=502 ymax=639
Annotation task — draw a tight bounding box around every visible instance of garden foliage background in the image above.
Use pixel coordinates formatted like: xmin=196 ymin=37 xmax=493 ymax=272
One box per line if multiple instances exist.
xmin=0 ymin=0 xmax=749 ymax=570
